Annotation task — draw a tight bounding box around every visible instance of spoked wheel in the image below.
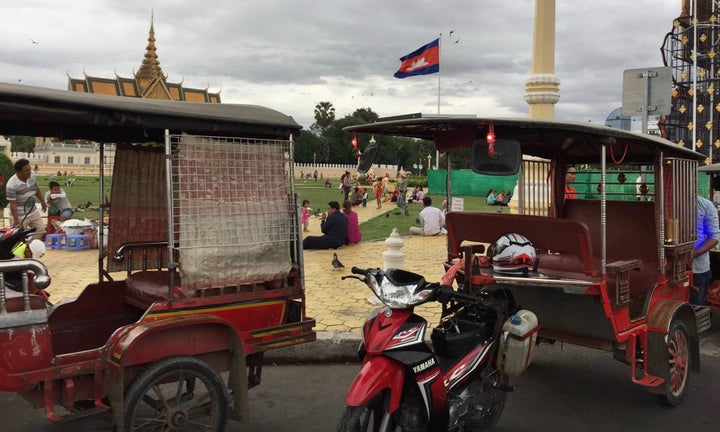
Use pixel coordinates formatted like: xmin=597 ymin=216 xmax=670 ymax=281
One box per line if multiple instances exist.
xmin=123 ymin=356 xmax=228 ymax=432
xmin=659 ymin=319 xmax=691 ymax=406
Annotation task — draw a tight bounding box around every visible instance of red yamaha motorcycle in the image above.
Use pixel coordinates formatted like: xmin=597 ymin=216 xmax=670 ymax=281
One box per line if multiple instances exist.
xmin=337 ymin=266 xmax=538 ymax=432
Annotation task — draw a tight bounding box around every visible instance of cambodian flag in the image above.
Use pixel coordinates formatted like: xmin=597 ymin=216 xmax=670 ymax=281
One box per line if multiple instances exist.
xmin=393 ymin=38 xmax=440 ymax=79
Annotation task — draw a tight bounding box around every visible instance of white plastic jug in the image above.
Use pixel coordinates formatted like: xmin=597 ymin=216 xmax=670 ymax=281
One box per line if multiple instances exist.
xmin=498 ymin=310 xmax=539 ymax=376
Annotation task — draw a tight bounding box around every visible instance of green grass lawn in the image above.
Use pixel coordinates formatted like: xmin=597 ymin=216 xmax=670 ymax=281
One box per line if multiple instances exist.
xmin=295 ymin=181 xmax=509 ymax=242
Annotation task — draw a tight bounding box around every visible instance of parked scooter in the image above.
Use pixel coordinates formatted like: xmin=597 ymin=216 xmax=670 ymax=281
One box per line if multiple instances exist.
xmin=337 ymin=266 xmax=538 ymax=432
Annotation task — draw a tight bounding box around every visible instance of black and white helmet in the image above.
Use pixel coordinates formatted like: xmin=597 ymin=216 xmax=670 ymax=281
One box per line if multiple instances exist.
xmin=489 ymin=233 xmax=537 ymax=274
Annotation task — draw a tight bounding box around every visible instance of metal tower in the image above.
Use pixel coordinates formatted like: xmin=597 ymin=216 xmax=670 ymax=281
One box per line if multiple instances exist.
xmin=661 ymin=0 xmax=720 ymax=164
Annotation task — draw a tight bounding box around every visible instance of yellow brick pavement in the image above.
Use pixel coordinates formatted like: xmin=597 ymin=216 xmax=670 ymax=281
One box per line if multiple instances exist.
xmin=43 ymin=204 xmax=448 ymax=332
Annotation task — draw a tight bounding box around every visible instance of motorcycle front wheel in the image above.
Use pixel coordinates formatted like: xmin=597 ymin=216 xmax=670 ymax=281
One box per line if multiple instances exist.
xmin=337 ymin=387 xmax=427 ymax=432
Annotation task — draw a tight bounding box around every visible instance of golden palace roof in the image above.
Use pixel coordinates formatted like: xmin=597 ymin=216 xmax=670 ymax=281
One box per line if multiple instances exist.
xmin=68 ymin=18 xmax=220 ymax=103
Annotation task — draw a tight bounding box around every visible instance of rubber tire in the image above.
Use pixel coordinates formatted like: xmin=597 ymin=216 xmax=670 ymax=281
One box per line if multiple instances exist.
xmin=462 ymin=378 xmax=508 ymax=431
xmin=123 ymin=356 xmax=228 ymax=432
xmin=336 ymin=387 xmax=426 ymax=432
xmin=659 ymin=319 xmax=691 ymax=407
xmin=336 ymin=403 xmax=390 ymax=432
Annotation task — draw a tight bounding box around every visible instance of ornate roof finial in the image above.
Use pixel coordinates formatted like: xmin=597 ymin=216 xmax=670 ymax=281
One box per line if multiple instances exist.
xmin=136 ymin=11 xmax=164 ymax=81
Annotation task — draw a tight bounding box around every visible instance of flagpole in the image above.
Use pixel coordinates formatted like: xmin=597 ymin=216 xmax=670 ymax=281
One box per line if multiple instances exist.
xmin=435 ymin=33 xmax=441 ymax=169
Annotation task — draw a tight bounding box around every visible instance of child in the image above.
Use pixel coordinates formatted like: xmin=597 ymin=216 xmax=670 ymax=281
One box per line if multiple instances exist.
xmin=301 ymin=199 xmax=311 ymax=232
xmin=45 ymin=181 xmax=74 ymax=221
xmin=373 ymin=178 xmax=384 ymax=209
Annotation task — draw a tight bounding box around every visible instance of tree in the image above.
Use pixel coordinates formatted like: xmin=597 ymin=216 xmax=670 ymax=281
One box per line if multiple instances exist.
xmin=294 ymin=130 xmax=328 ymax=163
xmin=310 ymin=102 xmax=336 ymax=136
xmin=351 ymin=108 xmax=379 ymax=124
xmin=0 ymin=152 xmax=13 ymax=209
xmin=8 ymin=136 xmax=34 ymax=153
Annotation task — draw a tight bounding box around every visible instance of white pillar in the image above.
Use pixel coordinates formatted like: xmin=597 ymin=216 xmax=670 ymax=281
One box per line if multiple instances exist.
xmin=525 ymin=0 xmax=560 ymax=119
xmin=383 ymin=228 xmax=405 ymax=270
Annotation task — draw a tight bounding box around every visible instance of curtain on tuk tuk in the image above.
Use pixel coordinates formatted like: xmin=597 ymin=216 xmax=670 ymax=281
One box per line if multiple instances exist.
xmin=106 ymin=143 xmax=168 ymax=273
xmin=174 ymin=134 xmax=292 ymax=290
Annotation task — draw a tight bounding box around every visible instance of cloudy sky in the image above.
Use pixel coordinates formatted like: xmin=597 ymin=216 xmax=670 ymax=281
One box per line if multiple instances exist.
xmin=1 ymin=0 xmax=680 ymax=130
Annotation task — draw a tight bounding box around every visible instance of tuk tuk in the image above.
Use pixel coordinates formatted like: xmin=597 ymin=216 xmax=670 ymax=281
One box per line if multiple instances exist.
xmin=0 ymin=82 xmax=315 ymax=430
xmin=345 ymin=116 xmax=711 ymax=406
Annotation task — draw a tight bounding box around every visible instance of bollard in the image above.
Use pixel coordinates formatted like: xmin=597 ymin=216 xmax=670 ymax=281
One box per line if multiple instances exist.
xmin=383 ymin=228 xmax=405 ymax=270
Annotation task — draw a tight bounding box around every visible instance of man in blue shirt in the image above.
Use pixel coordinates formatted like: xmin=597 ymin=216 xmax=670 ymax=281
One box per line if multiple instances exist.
xmin=692 ymin=196 xmax=720 ymax=305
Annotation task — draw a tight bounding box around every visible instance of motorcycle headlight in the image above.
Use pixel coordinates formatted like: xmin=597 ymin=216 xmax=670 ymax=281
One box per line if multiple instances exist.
xmin=369 ymin=275 xmax=435 ymax=308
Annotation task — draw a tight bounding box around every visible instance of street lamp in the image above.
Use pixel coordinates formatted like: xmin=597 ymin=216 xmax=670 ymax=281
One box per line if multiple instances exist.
xmin=427 ymin=154 xmax=431 ymax=175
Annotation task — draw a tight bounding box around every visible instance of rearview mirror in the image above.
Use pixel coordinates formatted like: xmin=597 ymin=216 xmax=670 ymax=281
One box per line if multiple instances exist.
xmin=471 ymin=139 xmax=521 ymax=175
xmin=357 ymin=140 xmax=379 ymax=174
xmin=21 ymin=197 xmax=36 ymax=226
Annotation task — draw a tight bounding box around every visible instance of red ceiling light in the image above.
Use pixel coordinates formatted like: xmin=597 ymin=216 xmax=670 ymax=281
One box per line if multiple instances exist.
xmin=486 ymin=124 xmax=496 ymax=156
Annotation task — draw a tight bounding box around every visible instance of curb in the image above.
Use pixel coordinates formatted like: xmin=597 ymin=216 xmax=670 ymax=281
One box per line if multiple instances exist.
xmin=264 ymin=331 xmax=362 ymax=364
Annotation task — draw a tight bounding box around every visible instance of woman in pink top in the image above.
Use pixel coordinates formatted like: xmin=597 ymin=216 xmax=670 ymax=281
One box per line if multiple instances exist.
xmin=342 ymin=200 xmax=362 ymax=245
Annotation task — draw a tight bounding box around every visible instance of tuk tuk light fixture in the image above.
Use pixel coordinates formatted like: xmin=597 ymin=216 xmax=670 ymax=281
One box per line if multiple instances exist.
xmin=486 ymin=124 xmax=496 ymax=156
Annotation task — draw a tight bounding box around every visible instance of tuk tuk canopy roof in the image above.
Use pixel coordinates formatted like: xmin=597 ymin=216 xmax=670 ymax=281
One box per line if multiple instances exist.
xmin=0 ymin=82 xmax=301 ymax=142
xmin=344 ymin=117 xmax=705 ymax=164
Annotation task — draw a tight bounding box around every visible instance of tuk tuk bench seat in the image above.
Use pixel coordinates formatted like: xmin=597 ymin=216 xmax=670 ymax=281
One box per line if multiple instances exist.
xmin=124 ymin=270 xmax=181 ymax=308
xmin=446 ymin=212 xmax=595 ymax=277
xmin=563 ymin=199 xmax=660 ymax=295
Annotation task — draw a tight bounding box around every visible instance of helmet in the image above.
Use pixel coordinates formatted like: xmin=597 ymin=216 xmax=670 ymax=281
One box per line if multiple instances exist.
xmin=489 ymin=233 xmax=536 ymax=274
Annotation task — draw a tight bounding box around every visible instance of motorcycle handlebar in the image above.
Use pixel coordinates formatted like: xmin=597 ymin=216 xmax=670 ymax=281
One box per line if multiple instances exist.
xmin=436 ymin=284 xmax=482 ymax=304
xmin=351 ymin=266 xmax=370 ymax=276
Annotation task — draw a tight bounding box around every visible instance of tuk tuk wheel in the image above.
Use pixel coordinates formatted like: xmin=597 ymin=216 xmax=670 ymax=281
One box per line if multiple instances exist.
xmin=659 ymin=319 xmax=691 ymax=407
xmin=123 ymin=356 xmax=228 ymax=431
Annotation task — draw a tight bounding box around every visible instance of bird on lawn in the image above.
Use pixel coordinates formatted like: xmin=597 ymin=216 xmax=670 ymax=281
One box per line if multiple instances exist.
xmin=332 ymin=253 xmax=345 ymax=270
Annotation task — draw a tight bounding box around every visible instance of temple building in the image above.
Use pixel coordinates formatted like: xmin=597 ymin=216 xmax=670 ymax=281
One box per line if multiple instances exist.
xmin=27 ymin=18 xmax=221 ymax=175
xmin=67 ymin=19 xmax=221 ymax=103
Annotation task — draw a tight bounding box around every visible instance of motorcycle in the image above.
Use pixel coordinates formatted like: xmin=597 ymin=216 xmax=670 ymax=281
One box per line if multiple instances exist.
xmin=337 ymin=266 xmax=538 ymax=432
xmin=0 ymin=198 xmax=51 ymax=302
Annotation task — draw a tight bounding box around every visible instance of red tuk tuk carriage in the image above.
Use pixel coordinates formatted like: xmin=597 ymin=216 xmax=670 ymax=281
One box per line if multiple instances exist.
xmin=345 ymin=116 xmax=712 ymax=406
xmin=0 ymin=82 xmax=315 ymax=430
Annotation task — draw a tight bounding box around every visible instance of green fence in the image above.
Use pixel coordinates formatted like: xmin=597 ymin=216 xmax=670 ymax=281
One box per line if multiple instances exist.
xmin=428 ymin=169 xmax=518 ymax=196
xmin=428 ymin=169 xmax=711 ymax=200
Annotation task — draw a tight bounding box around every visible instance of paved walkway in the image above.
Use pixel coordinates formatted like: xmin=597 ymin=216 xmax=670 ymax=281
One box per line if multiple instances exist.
xmin=42 ymin=204 xmax=448 ymax=333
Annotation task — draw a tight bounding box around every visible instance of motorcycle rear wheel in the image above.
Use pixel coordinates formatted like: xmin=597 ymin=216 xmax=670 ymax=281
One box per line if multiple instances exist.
xmin=460 ymin=376 xmax=508 ymax=431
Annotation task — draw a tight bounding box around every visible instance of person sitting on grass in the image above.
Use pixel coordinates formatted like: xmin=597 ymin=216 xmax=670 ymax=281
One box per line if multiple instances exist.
xmin=486 ymin=189 xmax=497 ymax=205
xmin=302 ymin=201 xmax=348 ymax=250
xmin=409 ymin=197 xmax=445 ymax=236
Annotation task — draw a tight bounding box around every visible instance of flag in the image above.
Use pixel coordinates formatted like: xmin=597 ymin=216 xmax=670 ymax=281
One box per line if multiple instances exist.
xmin=394 ymin=38 xmax=440 ymax=79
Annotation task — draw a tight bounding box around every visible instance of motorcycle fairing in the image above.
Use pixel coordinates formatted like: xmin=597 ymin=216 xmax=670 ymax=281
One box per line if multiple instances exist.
xmin=365 ymin=309 xmax=427 ymax=354
xmin=443 ymin=340 xmax=496 ymax=390
xmin=345 ymin=355 xmax=405 ymax=411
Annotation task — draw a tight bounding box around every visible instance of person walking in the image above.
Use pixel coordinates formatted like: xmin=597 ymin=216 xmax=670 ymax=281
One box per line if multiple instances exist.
xmin=373 ymin=177 xmax=384 ymax=209
xmin=409 ymin=196 xmax=445 ymax=236
xmin=342 ymin=171 xmax=352 ymax=202
xmin=6 ymin=158 xmax=46 ymax=240
xmin=692 ymin=196 xmax=720 ymax=305
xmin=301 ymin=199 xmax=311 ymax=232
xmin=396 ymin=172 xmax=409 ymax=214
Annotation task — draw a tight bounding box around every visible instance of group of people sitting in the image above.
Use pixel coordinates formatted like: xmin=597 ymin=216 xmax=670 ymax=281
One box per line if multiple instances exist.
xmin=486 ymin=189 xmax=512 ymax=206
xmin=302 ymin=200 xmax=362 ymax=250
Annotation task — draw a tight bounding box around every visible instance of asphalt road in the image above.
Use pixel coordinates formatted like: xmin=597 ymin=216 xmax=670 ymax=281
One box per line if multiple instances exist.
xmin=3 ymin=337 xmax=719 ymax=432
